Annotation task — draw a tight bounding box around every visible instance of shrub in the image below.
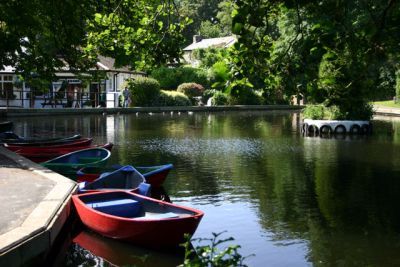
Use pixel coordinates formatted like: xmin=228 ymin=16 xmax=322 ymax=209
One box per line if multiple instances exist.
xmin=180 ymin=232 xmax=252 ymax=267
xmin=151 ymin=67 xmax=209 ymax=89
xmin=154 ymin=90 xmax=191 ymax=106
xmin=149 ymin=67 xmax=177 ymax=89
xmin=177 ymin=83 xmax=205 ymax=99
xmin=302 ymin=105 xmax=326 ymax=119
xmin=302 ymin=104 xmax=373 ymax=120
xmin=124 ymin=77 xmax=160 ymax=107
xmin=228 ymin=89 xmax=262 ymax=105
xmin=208 ymin=61 xmax=230 ymax=90
xmin=211 ymin=91 xmax=228 ymax=105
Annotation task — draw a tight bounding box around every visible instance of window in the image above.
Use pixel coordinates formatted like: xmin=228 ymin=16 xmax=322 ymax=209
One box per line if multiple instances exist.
xmin=0 ymin=75 xmax=14 ymax=99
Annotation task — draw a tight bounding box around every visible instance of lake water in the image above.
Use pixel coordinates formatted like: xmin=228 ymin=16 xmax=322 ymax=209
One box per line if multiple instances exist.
xmin=11 ymin=111 xmax=400 ymax=266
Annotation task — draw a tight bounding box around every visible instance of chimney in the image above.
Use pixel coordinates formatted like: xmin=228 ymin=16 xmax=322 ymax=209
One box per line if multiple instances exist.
xmin=193 ymin=35 xmax=203 ymax=43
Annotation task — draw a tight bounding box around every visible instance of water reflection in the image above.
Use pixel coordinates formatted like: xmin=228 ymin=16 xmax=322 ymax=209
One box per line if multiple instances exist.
xmin=10 ymin=111 xmax=400 ymax=266
xmin=67 ymin=230 xmax=184 ymax=267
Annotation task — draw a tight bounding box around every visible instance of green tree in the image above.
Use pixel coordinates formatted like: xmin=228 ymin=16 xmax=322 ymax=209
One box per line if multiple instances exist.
xmin=229 ymin=0 xmax=400 ymax=119
xmin=0 ymin=0 xmax=189 ymax=77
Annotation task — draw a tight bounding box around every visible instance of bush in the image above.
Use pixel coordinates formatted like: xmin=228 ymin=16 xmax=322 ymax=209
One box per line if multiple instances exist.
xmin=208 ymin=61 xmax=230 ymax=90
xmin=180 ymin=232 xmax=252 ymax=267
xmin=211 ymin=91 xmax=228 ymax=105
xmin=228 ymin=89 xmax=262 ymax=105
xmin=124 ymin=77 xmax=160 ymax=107
xmin=154 ymin=90 xmax=191 ymax=106
xmin=177 ymin=83 xmax=205 ymax=99
xmin=149 ymin=67 xmax=177 ymax=89
xmin=302 ymin=104 xmax=373 ymax=120
xmin=302 ymin=105 xmax=326 ymax=119
xmin=151 ymin=67 xmax=209 ymax=89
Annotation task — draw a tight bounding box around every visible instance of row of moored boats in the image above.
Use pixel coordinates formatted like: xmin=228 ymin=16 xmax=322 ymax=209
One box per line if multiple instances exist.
xmin=0 ymin=121 xmax=204 ymax=248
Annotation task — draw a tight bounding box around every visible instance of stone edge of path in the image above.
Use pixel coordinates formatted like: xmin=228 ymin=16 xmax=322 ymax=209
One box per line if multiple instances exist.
xmin=0 ymin=147 xmax=77 ymax=265
xmin=0 ymin=105 xmax=304 ymax=117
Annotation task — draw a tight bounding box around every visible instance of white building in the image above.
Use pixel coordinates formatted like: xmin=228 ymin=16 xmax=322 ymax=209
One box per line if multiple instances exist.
xmin=183 ymin=35 xmax=236 ymax=66
xmin=0 ymin=56 xmax=145 ymax=108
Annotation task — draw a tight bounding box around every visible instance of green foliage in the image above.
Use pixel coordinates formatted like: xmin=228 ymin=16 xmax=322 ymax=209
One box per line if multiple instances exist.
xmin=212 ymin=91 xmax=229 ymax=106
xmin=192 ymin=48 xmax=229 ymax=68
xmin=208 ymin=61 xmax=230 ymax=90
xmin=125 ymin=77 xmax=160 ymax=107
xmin=303 ymin=104 xmax=373 ymax=120
xmin=151 ymin=67 xmax=209 ymax=89
xmin=199 ymin=21 xmax=223 ymax=38
xmin=180 ymin=232 xmax=252 ymax=267
xmin=302 ymin=105 xmax=327 ymax=120
xmin=155 ymin=90 xmax=192 ymax=106
xmin=84 ymin=1 xmax=190 ymax=71
xmin=177 ymin=83 xmax=205 ymax=100
xmin=229 ymin=0 xmax=400 ymax=119
xmin=228 ymin=89 xmax=262 ymax=105
xmin=396 ymin=71 xmax=400 ymax=101
xmin=0 ymin=0 xmax=95 ymax=82
xmin=178 ymin=0 xmax=225 ymax=45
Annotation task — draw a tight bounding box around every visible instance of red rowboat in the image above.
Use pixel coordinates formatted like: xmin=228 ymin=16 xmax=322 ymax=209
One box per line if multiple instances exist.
xmin=77 ymin=164 xmax=173 ymax=186
xmin=12 ymin=143 xmax=113 ymax=163
xmin=0 ymin=133 xmax=82 ymax=145
xmin=72 ymin=190 xmax=204 ymax=248
xmin=3 ymin=137 xmax=93 ymax=151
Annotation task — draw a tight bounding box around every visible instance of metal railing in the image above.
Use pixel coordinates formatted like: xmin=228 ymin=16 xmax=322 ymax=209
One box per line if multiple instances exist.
xmin=0 ymin=89 xmax=121 ymax=108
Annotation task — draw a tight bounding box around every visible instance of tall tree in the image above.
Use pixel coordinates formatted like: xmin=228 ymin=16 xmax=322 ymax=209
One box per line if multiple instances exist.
xmin=84 ymin=0 xmax=190 ymax=71
xmin=229 ymin=0 xmax=400 ymax=118
xmin=0 ymin=0 xmax=189 ymax=76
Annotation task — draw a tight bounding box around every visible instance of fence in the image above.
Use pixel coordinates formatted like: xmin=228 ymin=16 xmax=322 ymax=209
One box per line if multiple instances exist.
xmin=0 ymin=89 xmax=121 ymax=108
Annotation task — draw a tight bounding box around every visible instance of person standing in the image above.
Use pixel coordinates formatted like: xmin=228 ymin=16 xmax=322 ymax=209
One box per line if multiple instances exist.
xmin=123 ymin=87 xmax=131 ymax=107
xmin=74 ymin=85 xmax=82 ymax=108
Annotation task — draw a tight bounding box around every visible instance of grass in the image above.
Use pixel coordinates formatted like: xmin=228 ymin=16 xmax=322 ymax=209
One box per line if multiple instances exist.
xmin=372 ymin=100 xmax=400 ymax=108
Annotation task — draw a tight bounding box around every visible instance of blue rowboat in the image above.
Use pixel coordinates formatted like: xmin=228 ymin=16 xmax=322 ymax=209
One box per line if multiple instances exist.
xmin=79 ymin=165 xmax=151 ymax=196
xmin=77 ymin=164 xmax=173 ymax=187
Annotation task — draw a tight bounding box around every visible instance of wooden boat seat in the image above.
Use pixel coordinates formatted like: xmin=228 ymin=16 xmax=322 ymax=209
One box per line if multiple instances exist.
xmin=137 ymin=212 xmax=179 ymax=220
xmin=87 ymin=198 xmax=142 ymax=217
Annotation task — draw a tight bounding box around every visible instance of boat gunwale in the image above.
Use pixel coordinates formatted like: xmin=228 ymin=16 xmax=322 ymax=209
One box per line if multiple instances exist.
xmin=73 ymin=190 xmax=204 ymax=222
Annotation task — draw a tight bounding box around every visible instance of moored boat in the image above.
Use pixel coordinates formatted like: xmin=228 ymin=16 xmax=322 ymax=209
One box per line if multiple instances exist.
xmin=41 ymin=147 xmax=111 ymax=178
xmin=72 ymin=190 xmax=204 ymax=247
xmin=4 ymin=137 xmax=94 ymax=152
xmin=77 ymin=164 xmax=173 ymax=186
xmin=0 ymin=132 xmax=82 ymax=145
xmin=78 ymin=165 xmax=150 ymax=196
xmin=11 ymin=142 xmax=113 ymax=163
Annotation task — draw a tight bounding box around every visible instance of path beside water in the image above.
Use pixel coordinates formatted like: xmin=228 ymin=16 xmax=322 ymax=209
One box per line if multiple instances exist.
xmin=0 ymin=147 xmax=76 ymax=266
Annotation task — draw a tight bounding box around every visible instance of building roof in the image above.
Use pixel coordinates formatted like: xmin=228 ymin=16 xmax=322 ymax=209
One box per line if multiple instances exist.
xmin=1 ymin=56 xmax=146 ymax=75
xmin=183 ymin=36 xmax=236 ymax=51
xmin=0 ymin=66 xmax=15 ymax=74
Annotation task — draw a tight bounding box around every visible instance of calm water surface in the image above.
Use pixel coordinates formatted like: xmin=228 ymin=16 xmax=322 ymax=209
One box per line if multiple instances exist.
xmin=12 ymin=111 xmax=400 ymax=266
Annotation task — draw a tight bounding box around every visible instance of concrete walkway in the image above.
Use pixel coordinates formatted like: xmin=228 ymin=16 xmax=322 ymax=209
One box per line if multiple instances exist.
xmin=0 ymin=147 xmax=76 ymax=266
xmin=374 ymin=105 xmax=400 ymax=117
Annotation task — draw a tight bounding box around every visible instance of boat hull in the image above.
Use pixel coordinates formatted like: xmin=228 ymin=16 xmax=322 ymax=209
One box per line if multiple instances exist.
xmin=77 ymin=164 xmax=173 ymax=186
xmin=41 ymin=147 xmax=111 ymax=178
xmin=73 ymin=191 xmax=203 ymax=248
xmin=13 ymin=143 xmax=113 ymax=163
xmin=0 ymin=133 xmax=82 ymax=146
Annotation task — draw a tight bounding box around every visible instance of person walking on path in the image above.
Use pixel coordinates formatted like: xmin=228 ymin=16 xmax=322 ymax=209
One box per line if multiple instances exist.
xmin=123 ymin=87 xmax=131 ymax=107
